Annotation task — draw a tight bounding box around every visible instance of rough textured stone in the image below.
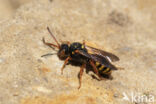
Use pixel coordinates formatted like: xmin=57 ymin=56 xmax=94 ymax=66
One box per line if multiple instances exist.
xmin=0 ymin=0 xmax=156 ymax=104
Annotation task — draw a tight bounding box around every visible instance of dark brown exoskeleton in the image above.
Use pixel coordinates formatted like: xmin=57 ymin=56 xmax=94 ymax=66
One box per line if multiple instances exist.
xmin=42 ymin=27 xmax=120 ymax=89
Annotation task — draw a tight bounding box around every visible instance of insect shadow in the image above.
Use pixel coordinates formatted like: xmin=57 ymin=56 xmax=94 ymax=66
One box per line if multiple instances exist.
xmin=41 ymin=53 xmax=112 ymax=81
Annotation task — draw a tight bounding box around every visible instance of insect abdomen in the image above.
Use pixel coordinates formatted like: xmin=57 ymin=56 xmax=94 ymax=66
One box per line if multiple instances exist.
xmin=95 ymin=62 xmax=111 ymax=75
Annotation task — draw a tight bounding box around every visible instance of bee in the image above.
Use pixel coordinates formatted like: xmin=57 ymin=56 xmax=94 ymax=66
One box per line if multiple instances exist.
xmin=42 ymin=27 xmax=120 ymax=89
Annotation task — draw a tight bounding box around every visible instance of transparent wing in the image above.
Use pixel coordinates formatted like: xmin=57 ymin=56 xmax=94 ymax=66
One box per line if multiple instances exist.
xmin=76 ymin=50 xmax=118 ymax=70
xmin=90 ymin=54 xmax=118 ymax=70
xmin=85 ymin=45 xmax=119 ymax=62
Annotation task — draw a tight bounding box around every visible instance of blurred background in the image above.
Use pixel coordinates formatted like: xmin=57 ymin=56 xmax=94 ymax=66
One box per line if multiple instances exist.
xmin=0 ymin=0 xmax=31 ymax=20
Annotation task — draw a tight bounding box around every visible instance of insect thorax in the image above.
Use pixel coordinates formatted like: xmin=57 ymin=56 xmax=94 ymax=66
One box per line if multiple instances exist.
xmin=69 ymin=42 xmax=88 ymax=62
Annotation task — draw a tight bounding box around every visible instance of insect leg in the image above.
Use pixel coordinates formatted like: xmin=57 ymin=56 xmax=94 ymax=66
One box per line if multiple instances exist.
xmin=78 ymin=64 xmax=86 ymax=89
xmin=89 ymin=60 xmax=104 ymax=80
xmin=61 ymin=57 xmax=71 ymax=75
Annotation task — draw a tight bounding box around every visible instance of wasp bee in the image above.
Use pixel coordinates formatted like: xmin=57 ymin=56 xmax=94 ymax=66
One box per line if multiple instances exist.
xmin=42 ymin=27 xmax=120 ymax=89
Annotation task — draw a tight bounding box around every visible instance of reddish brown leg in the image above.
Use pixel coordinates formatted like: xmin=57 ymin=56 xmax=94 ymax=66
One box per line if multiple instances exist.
xmin=78 ymin=64 xmax=86 ymax=89
xmin=89 ymin=60 xmax=104 ymax=80
xmin=61 ymin=57 xmax=71 ymax=75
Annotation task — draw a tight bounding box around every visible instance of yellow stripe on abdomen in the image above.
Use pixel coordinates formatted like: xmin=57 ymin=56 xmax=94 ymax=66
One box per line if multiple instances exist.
xmin=102 ymin=68 xmax=111 ymax=75
xmin=95 ymin=62 xmax=112 ymax=75
xmin=99 ymin=65 xmax=105 ymax=71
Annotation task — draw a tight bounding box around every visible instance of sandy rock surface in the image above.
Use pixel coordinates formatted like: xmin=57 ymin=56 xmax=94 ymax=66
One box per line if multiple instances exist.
xmin=0 ymin=0 xmax=156 ymax=104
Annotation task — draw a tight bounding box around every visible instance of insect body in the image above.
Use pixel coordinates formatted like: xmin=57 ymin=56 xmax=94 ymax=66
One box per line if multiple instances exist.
xmin=91 ymin=54 xmax=118 ymax=79
xmin=42 ymin=27 xmax=120 ymax=89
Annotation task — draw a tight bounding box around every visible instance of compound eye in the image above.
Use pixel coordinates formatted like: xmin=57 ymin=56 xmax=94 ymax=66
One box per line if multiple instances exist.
xmin=60 ymin=49 xmax=65 ymax=55
xmin=61 ymin=44 xmax=67 ymax=49
xmin=58 ymin=49 xmax=66 ymax=59
xmin=61 ymin=44 xmax=69 ymax=54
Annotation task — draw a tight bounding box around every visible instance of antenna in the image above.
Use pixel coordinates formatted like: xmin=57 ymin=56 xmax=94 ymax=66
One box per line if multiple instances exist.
xmin=47 ymin=27 xmax=60 ymax=49
xmin=42 ymin=37 xmax=59 ymax=49
xmin=41 ymin=53 xmax=57 ymax=57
